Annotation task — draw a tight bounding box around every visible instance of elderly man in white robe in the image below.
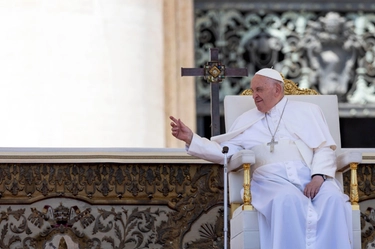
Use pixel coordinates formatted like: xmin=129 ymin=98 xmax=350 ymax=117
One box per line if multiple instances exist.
xmin=170 ymin=68 xmax=352 ymax=249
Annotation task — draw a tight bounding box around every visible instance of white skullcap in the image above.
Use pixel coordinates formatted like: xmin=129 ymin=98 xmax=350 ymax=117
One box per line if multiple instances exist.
xmin=255 ymin=68 xmax=284 ymax=83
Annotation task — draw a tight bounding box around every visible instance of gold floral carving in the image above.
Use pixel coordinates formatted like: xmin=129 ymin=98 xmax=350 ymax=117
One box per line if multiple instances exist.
xmin=241 ymin=74 xmax=319 ymax=95
xmin=344 ymin=164 xmax=375 ymax=202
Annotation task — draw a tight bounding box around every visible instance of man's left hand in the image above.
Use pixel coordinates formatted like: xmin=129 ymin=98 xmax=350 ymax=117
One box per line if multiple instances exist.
xmin=303 ymin=176 xmax=324 ymax=199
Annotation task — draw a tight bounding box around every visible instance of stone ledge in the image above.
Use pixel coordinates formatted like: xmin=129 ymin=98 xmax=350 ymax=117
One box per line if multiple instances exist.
xmin=0 ymin=147 xmax=211 ymax=164
xmin=339 ymin=103 xmax=375 ymax=118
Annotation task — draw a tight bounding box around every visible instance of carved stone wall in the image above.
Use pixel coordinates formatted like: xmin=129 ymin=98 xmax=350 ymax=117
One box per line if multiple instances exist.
xmin=0 ymin=158 xmax=225 ymax=249
xmin=193 ymin=1 xmax=375 ymax=146
xmin=0 ymin=149 xmax=374 ymax=249
xmin=194 ymin=1 xmax=375 ymax=106
xmin=345 ymin=164 xmax=375 ymax=249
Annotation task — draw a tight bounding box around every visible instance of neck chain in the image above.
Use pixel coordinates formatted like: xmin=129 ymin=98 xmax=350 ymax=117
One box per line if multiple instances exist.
xmin=265 ymin=99 xmax=288 ymax=152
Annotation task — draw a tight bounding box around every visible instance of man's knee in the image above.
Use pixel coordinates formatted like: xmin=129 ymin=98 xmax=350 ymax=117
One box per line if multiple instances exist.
xmin=273 ymin=192 xmax=304 ymax=208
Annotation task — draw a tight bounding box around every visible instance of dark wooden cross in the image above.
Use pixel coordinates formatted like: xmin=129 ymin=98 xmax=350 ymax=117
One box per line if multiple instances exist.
xmin=181 ymin=48 xmax=248 ymax=136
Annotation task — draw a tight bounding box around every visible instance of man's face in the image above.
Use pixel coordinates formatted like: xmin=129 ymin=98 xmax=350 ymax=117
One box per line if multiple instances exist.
xmin=250 ymin=74 xmax=281 ymax=113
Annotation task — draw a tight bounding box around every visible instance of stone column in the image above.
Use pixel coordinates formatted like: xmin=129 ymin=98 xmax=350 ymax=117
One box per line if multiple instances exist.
xmin=163 ymin=0 xmax=196 ymax=148
xmin=0 ymin=0 xmax=195 ymax=148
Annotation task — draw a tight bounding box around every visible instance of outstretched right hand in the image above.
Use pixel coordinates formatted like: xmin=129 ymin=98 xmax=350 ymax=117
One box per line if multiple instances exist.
xmin=169 ymin=116 xmax=193 ymax=145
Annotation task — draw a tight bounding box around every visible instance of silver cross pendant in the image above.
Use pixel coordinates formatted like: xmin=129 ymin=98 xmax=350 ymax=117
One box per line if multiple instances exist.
xmin=267 ymin=137 xmax=278 ymax=153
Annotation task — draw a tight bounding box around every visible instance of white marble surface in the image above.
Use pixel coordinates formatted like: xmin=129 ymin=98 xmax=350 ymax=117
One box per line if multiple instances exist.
xmin=0 ymin=146 xmax=212 ymax=164
xmin=342 ymin=148 xmax=375 ymax=163
xmin=0 ymin=0 xmax=165 ymax=148
xmin=0 ymin=147 xmax=371 ymax=164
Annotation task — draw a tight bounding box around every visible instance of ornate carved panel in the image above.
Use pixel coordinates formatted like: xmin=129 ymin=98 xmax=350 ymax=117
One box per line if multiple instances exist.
xmin=0 ymin=162 xmax=226 ymax=249
xmin=344 ymin=164 xmax=375 ymax=248
xmin=345 ymin=164 xmax=375 ymax=202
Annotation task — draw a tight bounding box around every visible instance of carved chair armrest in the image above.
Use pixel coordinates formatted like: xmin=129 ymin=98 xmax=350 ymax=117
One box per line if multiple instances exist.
xmin=228 ymin=150 xmax=255 ymax=214
xmin=337 ymin=150 xmax=362 ymax=171
xmin=337 ymin=150 xmax=362 ymax=209
xmin=228 ymin=150 xmax=255 ymax=172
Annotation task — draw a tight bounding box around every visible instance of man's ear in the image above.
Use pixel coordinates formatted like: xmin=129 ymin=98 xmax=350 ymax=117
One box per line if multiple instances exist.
xmin=275 ymin=83 xmax=282 ymax=95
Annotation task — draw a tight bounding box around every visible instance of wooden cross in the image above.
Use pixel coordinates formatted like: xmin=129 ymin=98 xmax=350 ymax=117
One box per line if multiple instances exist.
xmin=181 ymin=48 xmax=248 ymax=136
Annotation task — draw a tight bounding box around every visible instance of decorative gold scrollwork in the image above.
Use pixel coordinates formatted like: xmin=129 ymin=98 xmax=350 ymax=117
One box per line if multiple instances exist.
xmin=241 ymin=74 xmax=319 ymax=96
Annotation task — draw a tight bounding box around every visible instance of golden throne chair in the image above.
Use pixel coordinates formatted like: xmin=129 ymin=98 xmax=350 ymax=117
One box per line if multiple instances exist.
xmin=225 ymin=77 xmax=362 ymax=249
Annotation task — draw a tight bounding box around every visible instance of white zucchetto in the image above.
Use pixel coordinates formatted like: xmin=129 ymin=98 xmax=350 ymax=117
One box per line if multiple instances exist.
xmin=255 ymin=68 xmax=284 ymax=83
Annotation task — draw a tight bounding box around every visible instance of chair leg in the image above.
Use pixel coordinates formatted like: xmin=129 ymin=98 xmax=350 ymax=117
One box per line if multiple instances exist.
xmin=350 ymin=162 xmax=360 ymax=210
xmin=242 ymin=163 xmax=254 ymax=210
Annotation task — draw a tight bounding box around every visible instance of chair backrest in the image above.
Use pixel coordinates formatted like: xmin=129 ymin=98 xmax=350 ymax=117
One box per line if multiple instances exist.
xmin=223 ymin=95 xmax=341 ymax=153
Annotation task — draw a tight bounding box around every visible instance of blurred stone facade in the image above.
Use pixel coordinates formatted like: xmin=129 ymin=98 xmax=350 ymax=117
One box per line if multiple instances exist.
xmin=193 ymin=0 xmax=375 ymax=148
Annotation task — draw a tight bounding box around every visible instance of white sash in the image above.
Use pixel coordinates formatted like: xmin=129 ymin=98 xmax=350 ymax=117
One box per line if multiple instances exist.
xmin=251 ymin=140 xmax=305 ymax=174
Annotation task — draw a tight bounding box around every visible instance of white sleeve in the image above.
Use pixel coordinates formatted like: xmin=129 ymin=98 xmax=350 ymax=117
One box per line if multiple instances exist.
xmin=186 ymin=133 xmax=243 ymax=164
xmin=310 ymin=146 xmax=337 ymax=178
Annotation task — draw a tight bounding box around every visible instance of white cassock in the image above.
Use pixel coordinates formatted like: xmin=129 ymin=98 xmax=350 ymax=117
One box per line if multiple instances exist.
xmin=187 ymin=97 xmax=352 ymax=249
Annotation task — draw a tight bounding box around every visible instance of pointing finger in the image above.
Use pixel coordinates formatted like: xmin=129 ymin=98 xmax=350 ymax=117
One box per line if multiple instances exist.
xmin=170 ymin=116 xmax=178 ymax=122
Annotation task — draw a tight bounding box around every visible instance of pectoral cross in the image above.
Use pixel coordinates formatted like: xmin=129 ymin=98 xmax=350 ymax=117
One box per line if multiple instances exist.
xmin=181 ymin=48 xmax=248 ymax=136
xmin=267 ymin=137 xmax=278 ymax=153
